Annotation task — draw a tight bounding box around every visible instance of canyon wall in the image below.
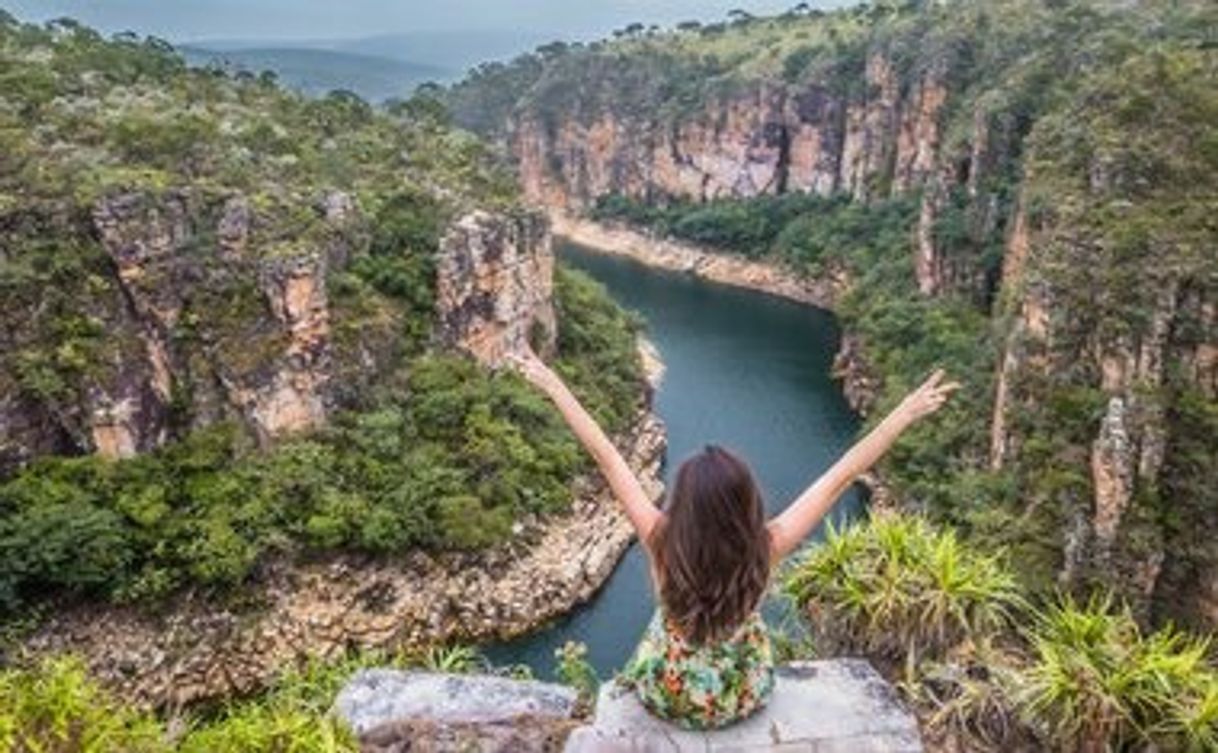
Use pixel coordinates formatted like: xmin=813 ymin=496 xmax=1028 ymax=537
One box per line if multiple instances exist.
xmin=511 ymin=55 xmax=946 ymax=210
xmin=0 ymin=195 xmax=556 ymax=475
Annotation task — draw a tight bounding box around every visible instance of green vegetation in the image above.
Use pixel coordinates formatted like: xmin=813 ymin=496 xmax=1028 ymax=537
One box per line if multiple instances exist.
xmin=554 ymin=641 xmax=600 ymax=709
xmin=456 ymin=0 xmax=1218 ymax=626
xmin=0 ymin=646 xmax=544 ymax=753
xmin=785 ymin=515 xmax=1218 ymax=751
xmin=0 ymin=266 xmax=641 ymax=611
xmin=0 ymin=18 xmax=647 ymax=616
xmin=784 ymin=516 xmax=1022 ymax=670
xmin=0 ymin=657 xmax=166 ymax=752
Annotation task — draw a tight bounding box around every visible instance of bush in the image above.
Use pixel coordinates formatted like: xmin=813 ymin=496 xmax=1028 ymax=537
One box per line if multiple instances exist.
xmin=784 ymin=515 xmax=1022 ymax=670
xmin=1015 ymin=596 xmax=1218 ymax=752
xmin=0 ymin=657 xmax=167 ymax=752
xmin=553 ymin=265 xmax=645 ymax=432
xmin=784 ymin=516 xmax=1218 ymax=751
xmin=554 ymin=641 xmax=599 ymax=707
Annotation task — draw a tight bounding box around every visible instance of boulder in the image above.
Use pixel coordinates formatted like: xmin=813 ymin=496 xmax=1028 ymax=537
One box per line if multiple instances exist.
xmin=335 ymin=669 xmax=579 ymax=735
xmin=564 ymin=659 xmax=923 ymax=752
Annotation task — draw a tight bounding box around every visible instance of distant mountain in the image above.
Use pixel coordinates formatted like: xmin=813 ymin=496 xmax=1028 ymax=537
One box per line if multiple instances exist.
xmin=179 ymin=46 xmax=451 ymax=102
xmin=186 ymin=29 xmax=561 ymax=79
xmin=327 ymin=30 xmax=562 ymax=73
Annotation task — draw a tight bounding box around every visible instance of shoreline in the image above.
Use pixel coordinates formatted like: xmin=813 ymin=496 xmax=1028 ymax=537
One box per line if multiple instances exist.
xmin=552 ymin=212 xmax=879 ymax=417
xmin=22 ymin=343 xmax=668 ymax=709
xmin=551 ymin=213 xmax=847 ymax=310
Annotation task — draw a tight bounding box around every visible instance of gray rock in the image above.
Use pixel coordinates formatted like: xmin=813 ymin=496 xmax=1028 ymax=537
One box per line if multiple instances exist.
xmin=564 ymin=659 xmax=923 ymax=752
xmin=335 ymin=669 xmax=580 ymax=735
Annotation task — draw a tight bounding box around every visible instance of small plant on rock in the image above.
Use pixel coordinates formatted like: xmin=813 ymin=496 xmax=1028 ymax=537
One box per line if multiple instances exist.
xmin=0 ymin=656 xmax=168 ymax=752
xmin=555 ymin=641 xmax=599 ymax=707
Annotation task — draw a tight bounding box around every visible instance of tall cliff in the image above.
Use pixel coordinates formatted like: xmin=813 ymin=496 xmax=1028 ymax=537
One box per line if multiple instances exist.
xmin=449 ymin=0 xmax=1218 ymax=626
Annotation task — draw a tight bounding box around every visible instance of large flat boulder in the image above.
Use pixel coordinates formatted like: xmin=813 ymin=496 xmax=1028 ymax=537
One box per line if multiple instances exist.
xmin=565 ymin=659 xmax=923 ymax=752
xmin=335 ymin=669 xmax=579 ymax=734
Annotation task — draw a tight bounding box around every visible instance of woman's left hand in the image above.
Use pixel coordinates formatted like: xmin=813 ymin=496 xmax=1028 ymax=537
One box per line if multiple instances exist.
xmin=896 ymin=369 xmax=961 ymax=423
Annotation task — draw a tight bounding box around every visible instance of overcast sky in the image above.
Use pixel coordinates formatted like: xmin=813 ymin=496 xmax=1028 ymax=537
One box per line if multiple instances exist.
xmin=5 ymin=1 xmax=852 ymax=42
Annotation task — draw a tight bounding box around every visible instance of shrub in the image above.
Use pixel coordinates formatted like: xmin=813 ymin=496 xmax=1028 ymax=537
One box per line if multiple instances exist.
xmin=0 ymin=657 xmax=167 ymax=752
xmin=783 ymin=515 xmax=1023 ymax=670
xmin=1015 ymin=595 xmax=1218 ymax=752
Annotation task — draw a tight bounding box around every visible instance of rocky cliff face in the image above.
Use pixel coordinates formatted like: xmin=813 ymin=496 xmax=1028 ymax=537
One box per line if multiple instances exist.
xmin=513 ymin=53 xmax=947 ymax=209
xmin=0 ymin=195 xmax=557 ymax=475
xmin=985 ymin=45 xmax=1218 ymax=624
xmin=0 ymin=190 xmax=365 ymax=471
xmin=508 ymin=50 xmax=1010 ymax=299
xmin=436 ymin=210 xmax=557 ymax=366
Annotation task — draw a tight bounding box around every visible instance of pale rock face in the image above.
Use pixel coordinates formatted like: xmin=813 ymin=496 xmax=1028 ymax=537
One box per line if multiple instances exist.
xmin=0 ymin=188 xmax=381 ymax=472
xmin=1091 ymin=396 xmax=1133 ymax=554
xmin=246 ymin=254 xmax=333 ymax=441
xmin=512 ymin=52 xmax=948 ymax=214
xmin=567 ymin=660 xmax=923 ymax=752
xmin=436 ymin=210 xmax=557 ymax=366
xmin=894 ymin=69 xmax=947 ymax=194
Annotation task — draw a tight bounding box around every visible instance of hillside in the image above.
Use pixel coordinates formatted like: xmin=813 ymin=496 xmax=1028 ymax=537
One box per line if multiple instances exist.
xmin=0 ymin=13 xmax=649 ymax=644
xmin=448 ymin=0 xmax=1218 ymax=629
xmin=179 ymin=45 xmax=451 ymax=101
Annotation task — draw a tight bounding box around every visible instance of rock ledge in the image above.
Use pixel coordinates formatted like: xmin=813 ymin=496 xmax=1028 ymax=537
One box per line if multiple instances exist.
xmin=565 ymin=659 xmax=924 ymax=752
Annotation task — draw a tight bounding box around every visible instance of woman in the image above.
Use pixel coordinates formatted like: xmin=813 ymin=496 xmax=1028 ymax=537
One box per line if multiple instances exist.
xmin=510 ymin=346 xmax=958 ymax=730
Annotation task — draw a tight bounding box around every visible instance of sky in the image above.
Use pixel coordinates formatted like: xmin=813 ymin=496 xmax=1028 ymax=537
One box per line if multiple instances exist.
xmin=5 ymin=1 xmax=850 ymax=42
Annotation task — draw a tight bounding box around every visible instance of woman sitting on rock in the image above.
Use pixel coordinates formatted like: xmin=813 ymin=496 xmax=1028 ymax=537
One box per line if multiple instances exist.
xmin=510 ymin=345 xmax=957 ymax=730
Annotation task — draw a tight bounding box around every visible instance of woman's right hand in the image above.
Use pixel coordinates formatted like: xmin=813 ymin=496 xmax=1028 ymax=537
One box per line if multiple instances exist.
xmin=896 ymin=369 xmax=960 ymax=424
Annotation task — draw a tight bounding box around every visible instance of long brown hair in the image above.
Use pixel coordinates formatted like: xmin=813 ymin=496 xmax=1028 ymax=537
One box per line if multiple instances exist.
xmin=648 ymin=445 xmax=772 ymax=645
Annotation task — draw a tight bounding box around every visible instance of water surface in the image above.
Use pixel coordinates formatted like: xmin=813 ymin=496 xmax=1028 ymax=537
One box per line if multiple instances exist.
xmin=485 ymin=241 xmax=863 ymax=677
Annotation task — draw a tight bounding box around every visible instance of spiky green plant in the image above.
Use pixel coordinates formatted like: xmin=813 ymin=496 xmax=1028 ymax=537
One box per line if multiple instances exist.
xmin=422 ymin=644 xmax=484 ymax=674
xmin=1014 ymin=595 xmax=1218 ymax=752
xmin=783 ymin=515 xmax=1023 ymax=669
xmin=0 ymin=656 xmax=168 ymax=753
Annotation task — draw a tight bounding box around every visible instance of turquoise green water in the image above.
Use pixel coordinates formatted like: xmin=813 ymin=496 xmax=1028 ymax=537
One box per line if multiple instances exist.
xmin=485 ymin=241 xmax=864 ymax=678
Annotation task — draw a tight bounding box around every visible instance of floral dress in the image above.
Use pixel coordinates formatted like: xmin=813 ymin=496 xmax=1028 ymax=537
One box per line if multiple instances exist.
xmin=623 ymin=609 xmax=775 ymax=730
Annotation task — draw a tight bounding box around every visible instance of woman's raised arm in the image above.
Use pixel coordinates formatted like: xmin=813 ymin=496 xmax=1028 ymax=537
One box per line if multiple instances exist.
xmin=508 ymin=346 xmax=660 ymax=541
xmin=767 ymin=370 xmax=959 ymax=562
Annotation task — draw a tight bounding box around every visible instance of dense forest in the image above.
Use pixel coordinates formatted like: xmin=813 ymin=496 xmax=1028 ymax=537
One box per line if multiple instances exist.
xmin=449 ymin=0 xmax=1218 ymax=629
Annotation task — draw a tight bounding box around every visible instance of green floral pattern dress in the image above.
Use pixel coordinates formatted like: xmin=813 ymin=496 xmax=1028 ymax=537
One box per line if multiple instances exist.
xmin=623 ymin=609 xmax=775 ymax=729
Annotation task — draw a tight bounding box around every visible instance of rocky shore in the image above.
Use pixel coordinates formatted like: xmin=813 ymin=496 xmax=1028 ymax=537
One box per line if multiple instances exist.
xmin=551 ymin=213 xmax=848 ymax=310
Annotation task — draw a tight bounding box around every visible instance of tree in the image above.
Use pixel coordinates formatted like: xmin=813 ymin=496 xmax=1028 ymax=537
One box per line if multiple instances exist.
xmin=677 ymin=20 xmax=702 ymax=32
xmin=728 ymin=9 xmax=755 ymax=23
xmin=536 ymin=41 xmax=569 ymax=60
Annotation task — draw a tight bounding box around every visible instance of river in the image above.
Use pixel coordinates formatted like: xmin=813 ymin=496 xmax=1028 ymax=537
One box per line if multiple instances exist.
xmin=485 ymin=240 xmax=864 ymax=679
